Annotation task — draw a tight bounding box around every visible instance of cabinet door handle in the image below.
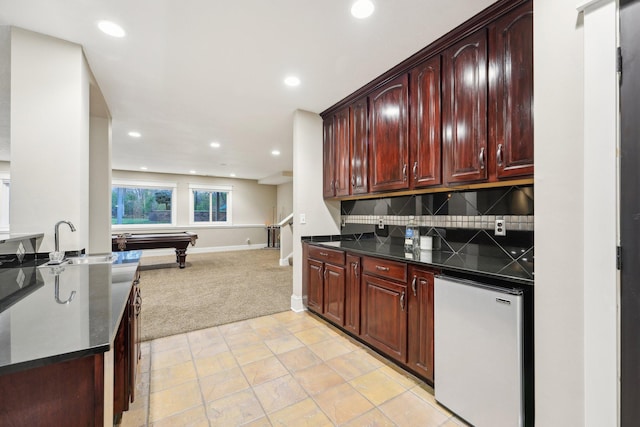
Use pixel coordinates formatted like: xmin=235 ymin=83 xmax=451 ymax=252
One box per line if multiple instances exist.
xmin=323 ymin=268 xmax=327 ymax=281
xmin=400 ymin=291 xmax=406 ymax=311
xmin=497 ymin=143 xmax=503 ymax=166
xmin=353 ymin=262 xmax=359 ymax=278
xmin=375 ymin=265 xmax=390 ymax=272
xmin=402 ymin=163 xmax=407 ymax=181
xmin=413 ymin=161 xmax=418 ymax=179
xmin=352 ymin=174 xmax=356 ymax=187
xmin=479 ymin=147 xmax=485 ymax=170
xmin=411 ymin=275 xmax=417 ymax=296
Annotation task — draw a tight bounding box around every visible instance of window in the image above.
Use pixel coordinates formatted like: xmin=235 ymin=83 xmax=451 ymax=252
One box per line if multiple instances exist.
xmin=111 ymin=180 xmax=176 ymax=226
xmin=190 ymin=184 xmax=232 ymax=225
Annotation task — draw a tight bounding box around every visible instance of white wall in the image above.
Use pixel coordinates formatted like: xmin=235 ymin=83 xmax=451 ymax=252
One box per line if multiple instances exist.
xmin=0 ymin=27 xmax=9 ymax=161
xmin=9 ymin=27 xmax=90 ymax=253
xmin=277 ymin=181 xmax=293 ymax=221
xmin=534 ymin=0 xmax=586 ymax=423
xmin=111 ymin=169 xmax=277 ymax=251
xmin=291 ymin=110 xmax=340 ymax=311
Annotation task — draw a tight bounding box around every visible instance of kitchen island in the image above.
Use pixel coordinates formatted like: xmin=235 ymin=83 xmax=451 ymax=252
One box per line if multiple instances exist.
xmin=0 ymin=250 xmax=141 ymax=426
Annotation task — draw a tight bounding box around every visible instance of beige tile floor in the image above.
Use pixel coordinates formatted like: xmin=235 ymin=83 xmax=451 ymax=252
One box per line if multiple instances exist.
xmin=118 ymin=311 xmax=469 ymax=427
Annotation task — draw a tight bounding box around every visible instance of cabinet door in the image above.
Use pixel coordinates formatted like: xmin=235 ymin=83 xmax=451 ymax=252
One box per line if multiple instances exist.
xmin=323 ymin=263 xmax=346 ymax=325
xmin=345 ymin=254 xmax=361 ymax=335
xmin=334 ymin=107 xmax=352 ymax=197
xmin=350 ymin=97 xmax=369 ymax=195
xmin=489 ymin=2 xmax=534 ymax=179
xmin=410 ymin=56 xmax=442 ymax=188
xmin=369 ymin=75 xmax=410 ymax=192
xmin=361 ymin=274 xmax=408 ymax=363
xmin=322 ymin=119 xmax=335 ymax=198
xmin=407 ymin=267 xmax=435 ymax=382
xmin=443 ymin=29 xmax=488 ymax=184
xmin=307 ymin=258 xmax=324 ymax=313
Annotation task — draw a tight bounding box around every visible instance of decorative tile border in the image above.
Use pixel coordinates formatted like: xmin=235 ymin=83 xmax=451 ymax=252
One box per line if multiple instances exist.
xmin=342 ymin=214 xmax=534 ymax=232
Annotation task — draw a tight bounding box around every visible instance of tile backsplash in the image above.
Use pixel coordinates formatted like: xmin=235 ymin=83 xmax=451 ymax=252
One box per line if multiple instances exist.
xmin=341 ymin=185 xmax=534 ymax=277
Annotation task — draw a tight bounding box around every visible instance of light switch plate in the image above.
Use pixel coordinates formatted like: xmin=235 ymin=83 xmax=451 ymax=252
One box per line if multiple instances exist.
xmin=495 ymin=219 xmax=506 ymax=236
xmin=300 ymin=213 xmax=306 ymax=224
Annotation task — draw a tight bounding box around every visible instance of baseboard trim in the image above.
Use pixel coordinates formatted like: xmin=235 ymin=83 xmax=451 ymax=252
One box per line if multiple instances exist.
xmin=290 ymin=294 xmax=307 ymax=312
xmin=139 ymin=244 xmax=268 ymax=257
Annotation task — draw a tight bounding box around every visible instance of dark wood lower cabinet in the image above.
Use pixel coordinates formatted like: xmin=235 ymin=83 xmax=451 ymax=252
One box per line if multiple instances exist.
xmin=306 ymin=258 xmax=324 ymax=313
xmin=361 ymin=274 xmax=408 ymax=364
xmin=0 ymin=354 xmax=104 ymax=426
xmin=407 ymin=266 xmax=435 ymax=382
xmin=344 ymin=254 xmax=361 ymax=335
xmin=323 ymin=263 xmax=346 ymax=326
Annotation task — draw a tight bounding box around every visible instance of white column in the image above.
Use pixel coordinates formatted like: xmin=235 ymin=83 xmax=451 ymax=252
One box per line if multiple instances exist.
xmin=9 ymin=28 xmax=90 ymax=253
xmin=578 ymin=0 xmax=619 ymax=425
xmin=291 ymin=110 xmax=340 ymax=311
xmin=534 ymin=0 xmax=586 ymax=424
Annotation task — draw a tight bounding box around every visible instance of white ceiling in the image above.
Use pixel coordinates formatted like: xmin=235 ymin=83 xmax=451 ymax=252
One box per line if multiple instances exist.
xmin=0 ymin=0 xmax=496 ymax=182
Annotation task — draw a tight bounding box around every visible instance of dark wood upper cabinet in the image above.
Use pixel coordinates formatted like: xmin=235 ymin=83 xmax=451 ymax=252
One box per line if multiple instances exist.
xmin=350 ymin=97 xmax=369 ymax=195
xmin=334 ymin=107 xmax=351 ymax=197
xmin=410 ymin=56 xmax=442 ymax=188
xmin=369 ymin=75 xmax=410 ymax=192
xmin=489 ymin=2 xmax=534 ymax=179
xmin=323 ymin=107 xmax=351 ymax=198
xmin=322 ymin=119 xmax=334 ymax=198
xmin=442 ymin=29 xmax=488 ymax=184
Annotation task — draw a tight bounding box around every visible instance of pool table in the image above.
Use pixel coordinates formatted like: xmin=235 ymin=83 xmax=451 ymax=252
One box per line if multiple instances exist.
xmin=112 ymin=232 xmax=198 ymax=268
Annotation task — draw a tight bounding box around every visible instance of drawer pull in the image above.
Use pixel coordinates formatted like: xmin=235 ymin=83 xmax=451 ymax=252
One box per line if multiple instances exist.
xmin=375 ymin=265 xmax=390 ymax=272
xmin=319 ymin=252 xmax=329 ymax=257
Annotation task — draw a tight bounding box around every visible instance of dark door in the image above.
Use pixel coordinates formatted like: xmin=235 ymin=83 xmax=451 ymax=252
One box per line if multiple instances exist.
xmin=345 ymin=254 xmax=361 ymax=335
xmin=307 ymin=259 xmax=324 ymax=313
xmin=410 ymin=55 xmax=442 ymax=188
xmin=368 ymin=74 xmax=410 ymax=192
xmin=361 ymin=274 xmax=408 ymax=363
xmin=407 ymin=266 xmax=435 ymax=382
xmin=334 ymin=107 xmax=351 ymax=197
xmin=442 ymin=29 xmax=488 ymax=184
xmin=322 ymin=119 xmax=335 ymax=198
xmin=620 ymin=1 xmax=640 ymax=424
xmin=350 ymin=97 xmax=369 ymax=195
xmin=489 ymin=1 xmax=534 ymax=180
xmin=323 ymin=263 xmax=346 ymax=325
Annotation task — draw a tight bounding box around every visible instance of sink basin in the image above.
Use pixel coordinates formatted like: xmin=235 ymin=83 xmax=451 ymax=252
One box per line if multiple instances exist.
xmin=65 ymin=254 xmax=117 ymax=265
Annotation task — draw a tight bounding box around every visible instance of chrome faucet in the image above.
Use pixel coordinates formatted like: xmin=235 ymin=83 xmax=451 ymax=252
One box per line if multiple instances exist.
xmin=54 ymin=220 xmax=76 ymax=252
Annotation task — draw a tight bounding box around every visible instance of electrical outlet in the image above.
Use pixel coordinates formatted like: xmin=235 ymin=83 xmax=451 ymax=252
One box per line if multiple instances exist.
xmin=495 ymin=219 xmax=506 ymax=236
xmin=378 ymin=218 xmax=384 ymax=229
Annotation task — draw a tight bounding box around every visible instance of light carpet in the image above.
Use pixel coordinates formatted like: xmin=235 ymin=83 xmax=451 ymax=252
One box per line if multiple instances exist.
xmin=137 ymin=249 xmax=292 ymax=341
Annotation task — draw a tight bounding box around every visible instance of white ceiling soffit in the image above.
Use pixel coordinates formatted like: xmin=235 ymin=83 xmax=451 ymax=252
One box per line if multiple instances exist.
xmin=0 ymin=0 xmax=497 ymax=180
xmin=258 ymin=171 xmax=293 ymax=186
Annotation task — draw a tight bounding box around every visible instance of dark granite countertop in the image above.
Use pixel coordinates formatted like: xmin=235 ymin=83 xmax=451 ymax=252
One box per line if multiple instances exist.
xmin=304 ymin=236 xmax=533 ymax=286
xmin=0 ymin=251 xmax=141 ymax=375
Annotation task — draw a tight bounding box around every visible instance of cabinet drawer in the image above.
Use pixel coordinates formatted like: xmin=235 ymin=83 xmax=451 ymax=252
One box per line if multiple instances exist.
xmin=362 ymin=256 xmax=407 ymax=282
xmin=308 ymin=245 xmax=345 ymax=266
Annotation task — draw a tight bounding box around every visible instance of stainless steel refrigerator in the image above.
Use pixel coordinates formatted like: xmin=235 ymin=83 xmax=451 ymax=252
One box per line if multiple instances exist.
xmin=434 ymin=275 xmax=524 ymax=427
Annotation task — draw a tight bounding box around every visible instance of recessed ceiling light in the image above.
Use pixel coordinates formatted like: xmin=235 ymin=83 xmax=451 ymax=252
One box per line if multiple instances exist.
xmin=284 ymin=76 xmax=300 ymax=87
xmin=230 ymin=173 xmax=236 ymax=177
xmin=189 ymin=170 xmax=197 ymax=174
xmin=351 ymin=0 xmax=375 ymax=19
xmin=128 ymin=131 xmax=141 ymax=138
xmin=140 ymin=166 xmax=148 ymax=171
xmin=210 ymin=142 xmax=221 ymax=148
xmin=271 ymin=150 xmax=281 ymax=156
xmin=98 ymin=20 xmax=126 ymax=38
